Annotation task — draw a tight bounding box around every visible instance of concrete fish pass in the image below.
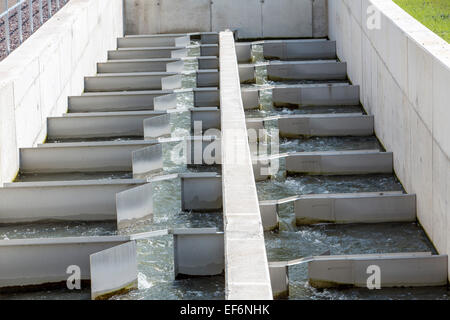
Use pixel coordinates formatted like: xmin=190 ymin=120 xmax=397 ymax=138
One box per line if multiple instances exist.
xmin=0 ymin=0 xmax=448 ymax=301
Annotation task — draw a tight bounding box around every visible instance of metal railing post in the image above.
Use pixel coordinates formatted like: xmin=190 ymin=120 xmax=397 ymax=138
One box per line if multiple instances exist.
xmin=4 ymin=0 xmax=10 ymax=53
xmin=39 ymin=0 xmax=43 ymax=24
xmin=18 ymin=1 xmax=23 ymax=43
xmin=29 ymin=0 xmax=34 ymax=32
xmin=47 ymin=0 xmax=50 ymax=17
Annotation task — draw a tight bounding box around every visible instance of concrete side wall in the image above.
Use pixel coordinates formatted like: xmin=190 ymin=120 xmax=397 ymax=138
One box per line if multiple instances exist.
xmin=220 ymin=31 xmax=272 ymax=300
xmin=328 ymin=0 xmax=450 ymax=275
xmin=124 ymin=0 xmax=328 ymax=39
xmin=0 ymin=0 xmax=124 ymax=185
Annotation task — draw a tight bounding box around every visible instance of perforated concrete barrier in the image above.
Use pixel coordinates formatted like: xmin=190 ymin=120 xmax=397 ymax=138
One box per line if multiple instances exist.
xmin=97 ymin=59 xmax=184 ymax=74
xmin=84 ymin=73 xmax=182 ymax=92
xmin=68 ymin=91 xmax=177 ymax=113
xmin=108 ymin=47 xmax=188 ymax=60
xmin=173 ymin=228 xmax=224 ymax=278
xmin=267 ymin=61 xmax=347 ymax=81
xmin=263 ymin=39 xmax=336 ymax=60
xmin=272 ymin=84 xmax=360 ymax=107
xmin=286 ymin=150 xmax=393 ymax=175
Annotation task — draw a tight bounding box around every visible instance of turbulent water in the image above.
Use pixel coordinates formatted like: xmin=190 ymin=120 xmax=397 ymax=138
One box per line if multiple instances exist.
xmin=246 ymin=43 xmax=449 ymax=300
xmin=0 ymin=44 xmax=224 ymax=300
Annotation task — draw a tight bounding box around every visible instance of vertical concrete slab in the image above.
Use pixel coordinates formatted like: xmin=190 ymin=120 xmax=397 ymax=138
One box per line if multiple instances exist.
xmin=160 ymin=0 xmax=211 ymax=33
xmin=143 ymin=114 xmax=171 ymax=139
xmin=90 ymin=241 xmax=138 ymax=300
xmin=220 ymin=31 xmax=273 ymax=300
xmin=180 ymin=173 xmax=222 ymax=212
xmin=132 ymin=144 xmax=163 ymax=175
xmin=116 ymin=182 xmax=154 ymax=229
xmin=173 ymin=229 xmax=224 ymax=278
xmin=262 ymin=0 xmax=312 ymax=38
xmin=212 ymin=0 xmax=262 ymax=39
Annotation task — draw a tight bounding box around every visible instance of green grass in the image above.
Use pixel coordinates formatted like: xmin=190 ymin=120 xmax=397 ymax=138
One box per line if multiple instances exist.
xmin=393 ymin=0 xmax=450 ymax=42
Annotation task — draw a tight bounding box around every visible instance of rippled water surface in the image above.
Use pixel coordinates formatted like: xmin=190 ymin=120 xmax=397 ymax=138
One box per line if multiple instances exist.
xmin=0 ymin=43 xmax=224 ymax=300
xmin=243 ymin=43 xmax=449 ymax=300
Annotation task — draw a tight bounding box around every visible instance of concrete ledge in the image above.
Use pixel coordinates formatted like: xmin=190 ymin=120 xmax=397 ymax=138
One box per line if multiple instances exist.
xmin=118 ymin=35 xmax=190 ymax=48
xmin=97 ymin=59 xmax=184 ymax=73
xmin=220 ymin=31 xmax=272 ymax=300
xmin=308 ymin=253 xmax=448 ymax=288
xmin=286 ymin=150 xmax=393 ymax=175
xmin=295 ymin=192 xmax=416 ymax=225
xmin=0 ymin=179 xmax=147 ymax=224
xmin=48 ymin=111 xmax=167 ymax=140
xmin=84 ymin=72 xmax=182 ymax=92
xmin=272 ymin=84 xmax=360 ymax=107
xmin=278 ymin=114 xmax=374 ymax=137
xmin=267 ymin=61 xmax=347 ymax=81
xmin=108 ymin=47 xmax=188 ymax=60
xmin=19 ymin=140 xmax=158 ymax=173
xmin=263 ymin=39 xmax=336 ymax=60
xmin=69 ymin=90 xmax=177 ymax=112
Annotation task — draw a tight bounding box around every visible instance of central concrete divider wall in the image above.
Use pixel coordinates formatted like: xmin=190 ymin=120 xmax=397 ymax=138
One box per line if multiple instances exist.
xmin=328 ymin=0 xmax=450 ymax=276
xmin=0 ymin=0 xmax=124 ymax=185
xmin=124 ymin=0 xmax=328 ymax=39
xmin=220 ymin=31 xmax=273 ymax=300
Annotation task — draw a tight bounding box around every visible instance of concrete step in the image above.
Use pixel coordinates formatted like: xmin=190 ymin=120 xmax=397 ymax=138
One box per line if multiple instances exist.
xmin=84 ymin=72 xmax=182 ymax=92
xmin=47 ymin=111 xmax=170 ymax=140
xmin=267 ymin=61 xmax=347 ymax=81
xmin=236 ymin=42 xmax=252 ymax=63
xmin=263 ymin=39 xmax=337 ymax=60
xmin=0 ymin=179 xmax=148 ymax=224
xmin=197 ymin=69 xmax=220 ymax=87
xmin=97 ymin=58 xmax=184 ymax=73
xmin=308 ymin=253 xmax=448 ymax=289
xmin=285 ymin=150 xmax=393 ymax=175
xmin=69 ymin=90 xmax=177 ymax=113
xmin=190 ymin=107 xmax=220 ymax=132
xmin=277 ymin=113 xmax=374 ymax=137
xmin=120 ymin=32 xmax=219 ymax=45
xmin=200 ymin=44 xmax=219 ymax=57
xmin=108 ymin=47 xmax=188 ymax=60
xmin=19 ymin=140 xmax=160 ymax=174
xmin=272 ymin=84 xmax=360 ymax=107
xmin=294 ymin=192 xmax=416 ymax=225
xmin=117 ymin=35 xmax=190 ymax=48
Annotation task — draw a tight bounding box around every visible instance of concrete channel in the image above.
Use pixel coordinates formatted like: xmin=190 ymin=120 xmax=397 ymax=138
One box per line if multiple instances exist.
xmin=237 ymin=38 xmax=448 ymax=299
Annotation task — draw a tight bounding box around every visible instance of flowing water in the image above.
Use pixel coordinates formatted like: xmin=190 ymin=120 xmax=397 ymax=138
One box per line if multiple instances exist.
xmin=245 ymin=43 xmax=449 ymax=300
xmin=0 ymin=44 xmax=224 ymax=300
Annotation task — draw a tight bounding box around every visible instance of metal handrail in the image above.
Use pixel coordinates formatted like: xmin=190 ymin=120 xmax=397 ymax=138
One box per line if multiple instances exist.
xmin=1 ymin=0 xmax=69 ymax=59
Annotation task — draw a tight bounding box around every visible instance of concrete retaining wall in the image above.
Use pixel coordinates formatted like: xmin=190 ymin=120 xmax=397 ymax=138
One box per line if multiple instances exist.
xmin=328 ymin=0 xmax=450 ymax=276
xmin=124 ymin=0 xmax=328 ymax=39
xmin=0 ymin=0 xmax=124 ymax=185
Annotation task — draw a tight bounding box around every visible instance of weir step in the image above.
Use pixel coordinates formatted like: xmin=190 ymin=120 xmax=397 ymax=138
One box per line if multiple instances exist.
xmin=97 ymin=58 xmax=184 ymax=73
